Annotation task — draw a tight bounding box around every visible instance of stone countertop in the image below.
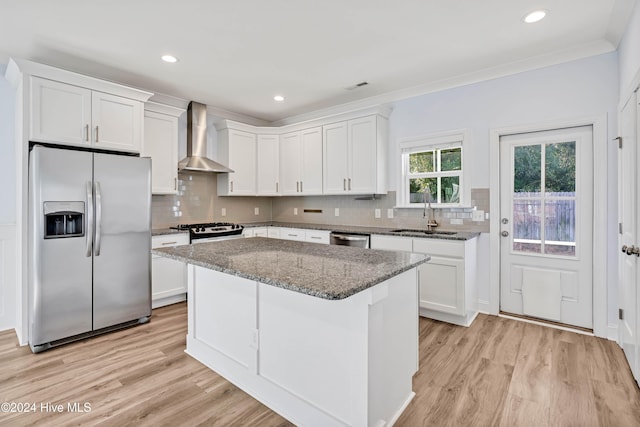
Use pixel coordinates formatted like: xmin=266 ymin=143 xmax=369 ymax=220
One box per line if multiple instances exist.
xmin=241 ymin=221 xmax=480 ymax=241
xmin=152 ymin=228 xmax=189 ymax=237
xmin=153 ymin=237 xmax=429 ymax=300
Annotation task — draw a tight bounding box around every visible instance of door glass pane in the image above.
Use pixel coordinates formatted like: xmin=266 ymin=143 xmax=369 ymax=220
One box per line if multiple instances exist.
xmin=409 ymin=151 xmax=434 ymax=173
xmin=513 ymin=199 xmax=541 ymax=253
xmin=441 ymin=148 xmax=462 ymax=171
xmin=544 ymin=199 xmax=576 ymax=256
xmin=545 ymin=141 xmax=575 ymax=193
xmin=409 ymin=177 xmax=437 ymax=203
xmin=441 ymin=176 xmax=460 ymax=203
xmin=514 ymin=145 xmax=541 ymax=196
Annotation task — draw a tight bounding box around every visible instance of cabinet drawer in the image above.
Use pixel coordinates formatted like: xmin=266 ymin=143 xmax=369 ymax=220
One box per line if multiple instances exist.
xmin=305 ymin=230 xmax=330 ymax=244
xmin=279 ymin=228 xmax=305 ymax=241
xmin=412 ymin=238 xmax=465 ymax=258
xmin=370 ymin=235 xmax=413 ymax=251
xmin=152 ymin=233 xmax=189 ymax=249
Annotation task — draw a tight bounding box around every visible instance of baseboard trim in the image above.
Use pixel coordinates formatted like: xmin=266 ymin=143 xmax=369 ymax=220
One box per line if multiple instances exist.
xmin=498 ymin=313 xmax=595 ymax=336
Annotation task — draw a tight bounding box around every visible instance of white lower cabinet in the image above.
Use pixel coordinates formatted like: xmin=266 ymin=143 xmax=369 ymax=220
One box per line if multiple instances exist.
xmin=278 ymin=228 xmax=306 ymax=241
xmin=370 ymin=234 xmax=478 ymax=326
xmin=151 ymin=234 xmax=189 ymax=308
xmin=244 ymin=227 xmax=268 ymax=238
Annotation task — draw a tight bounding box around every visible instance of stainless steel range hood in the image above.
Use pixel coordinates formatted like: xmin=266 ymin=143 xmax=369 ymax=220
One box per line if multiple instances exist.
xmin=178 ymin=101 xmax=234 ymax=173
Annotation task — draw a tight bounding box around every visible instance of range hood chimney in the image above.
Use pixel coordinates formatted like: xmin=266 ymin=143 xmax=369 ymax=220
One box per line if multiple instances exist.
xmin=178 ymin=101 xmax=234 ymax=173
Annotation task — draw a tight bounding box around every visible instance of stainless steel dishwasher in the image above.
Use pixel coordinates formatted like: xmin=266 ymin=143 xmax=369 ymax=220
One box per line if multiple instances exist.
xmin=329 ymin=232 xmax=370 ymax=248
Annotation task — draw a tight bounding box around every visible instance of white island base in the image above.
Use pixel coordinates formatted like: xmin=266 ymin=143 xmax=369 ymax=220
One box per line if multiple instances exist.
xmin=186 ymin=265 xmax=419 ymax=427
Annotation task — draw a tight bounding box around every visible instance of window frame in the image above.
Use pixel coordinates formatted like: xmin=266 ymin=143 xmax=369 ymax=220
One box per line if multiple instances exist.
xmin=397 ymin=129 xmax=470 ymax=208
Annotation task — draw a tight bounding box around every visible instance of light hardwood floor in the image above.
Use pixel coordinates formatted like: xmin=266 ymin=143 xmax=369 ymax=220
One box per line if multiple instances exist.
xmin=1 ymin=303 xmax=639 ymax=426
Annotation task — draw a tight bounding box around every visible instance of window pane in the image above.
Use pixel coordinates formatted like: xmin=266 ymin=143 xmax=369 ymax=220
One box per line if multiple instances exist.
xmin=409 ymin=177 xmax=437 ymax=203
xmin=514 ymin=145 xmax=541 ymax=195
xmin=513 ymin=199 xmax=541 ymax=253
xmin=441 ymin=148 xmax=461 ymax=171
xmin=409 ymin=151 xmax=434 ymax=173
xmin=544 ymin=199 xmax=576 ymax=256
xmin=441 ymin=176 xmax=460 ymax=203
xmin=545 ymin=141 xmax=575 ymax=193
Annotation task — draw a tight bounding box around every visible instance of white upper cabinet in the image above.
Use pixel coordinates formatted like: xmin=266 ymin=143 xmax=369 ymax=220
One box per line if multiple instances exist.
xmin=323 ymin=115 xmax=386 ymax=195
xmin=142 ymin=103 xmax=183 ymax=195
xmin=218 ymin=129 xmax=257 ymax=195
xmin=30 ymin=76 xmax=144 ymax=153
xmin=279 ymin=127 xmax=323 ymax=195
xmin=257 ymin=134 xmax=280 ymax=196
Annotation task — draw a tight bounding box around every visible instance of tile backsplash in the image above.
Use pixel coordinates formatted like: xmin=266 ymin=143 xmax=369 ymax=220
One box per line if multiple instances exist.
xmin=152 ymin=177 xmax=490 ymax=233
xmin=151 ymin=172 xmax=272 ymax=228
xmin=271 ymin=189 xmax=490 ymax=233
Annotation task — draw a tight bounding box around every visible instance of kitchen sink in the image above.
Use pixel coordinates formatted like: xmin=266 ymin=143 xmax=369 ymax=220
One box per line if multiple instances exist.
xmin=389 ymin=229 xmax=457 ymax=235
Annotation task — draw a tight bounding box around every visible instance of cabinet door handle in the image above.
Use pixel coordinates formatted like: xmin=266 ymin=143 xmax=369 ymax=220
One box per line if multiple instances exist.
xmin=348 ymin=178 xmax=351 ymax=191
xmin=85 ymin=124 xmax=89 ymax=142
xmin=276 ymin=182 xmax=279 ymax=193
xmin=344 ymin=178 xmax=347 ymax=191
xmin=296 ymin=181 xmax=299 ymax=192
xmin=95 ymin=126 xmax=99 ymax=143
xmin=174 ymin=177 xmax=177 ymax=191
xmin=300 ymin=181 xmax=303 ymax=192
xmin=230 ymin=181 xmax=234 ymax=192
xmin=161 ymin=241 xmax=178 ymax=246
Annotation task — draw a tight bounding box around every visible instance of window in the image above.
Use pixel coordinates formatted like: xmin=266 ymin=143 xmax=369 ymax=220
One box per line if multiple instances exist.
xmin=399 ymin=131 xmax=466 ymax=207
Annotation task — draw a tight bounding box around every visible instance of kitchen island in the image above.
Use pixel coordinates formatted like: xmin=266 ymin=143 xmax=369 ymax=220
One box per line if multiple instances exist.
xmin=154 ymin=237 xmax=428 ymax=427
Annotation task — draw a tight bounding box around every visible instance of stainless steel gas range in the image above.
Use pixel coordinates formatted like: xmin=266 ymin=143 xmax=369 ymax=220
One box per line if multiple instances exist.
xmin=171 ymin=222 xmax=245 ymax=243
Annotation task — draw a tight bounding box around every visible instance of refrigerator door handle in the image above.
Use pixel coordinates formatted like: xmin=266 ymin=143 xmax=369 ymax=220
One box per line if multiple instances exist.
xmin=86 ymin=182 xmax=94 ymax=257
xmin=95 ymin=181 xmax=103 ymax=256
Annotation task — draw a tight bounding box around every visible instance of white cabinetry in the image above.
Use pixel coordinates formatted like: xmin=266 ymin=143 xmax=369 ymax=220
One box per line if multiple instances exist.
xmin=257 ymin=134 xmax=280 ymax=195
xmin=278 ymin=227 xmax=306 ymax=241
xmin=323 ymin=115 xmax=387 ymax=194
xmin=304 ymin=229 xmax=330 ymax=244
xmin=279 ymin=127 xmax=323 ymax=195
xmin=370 ymin=234 xmax=478 ymax=326
xmin=142 ymin=103 xmax=183 ymax=194
xmin=271 ymin=227 xmax=329 ymax=244
xmin=244 ymin=227 xmax=268 ymax=238
xmin=217 ymin=129 xmax=257 ymax=195
xmin=151 ymin=233 xmax=189 ymax=308
xmin=30 ymin=76 xmax=145 ymax=153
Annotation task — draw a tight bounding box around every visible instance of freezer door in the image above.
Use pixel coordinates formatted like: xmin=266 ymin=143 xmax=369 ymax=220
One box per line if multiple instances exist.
xmin=29 ymin=146 xmax=93 ymax=345
xmin=92 ymin=153 xmax=151 ymax=329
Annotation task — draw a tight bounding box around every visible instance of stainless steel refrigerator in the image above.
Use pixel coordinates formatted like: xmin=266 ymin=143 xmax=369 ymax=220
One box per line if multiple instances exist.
xmin=28 ymin=145 xmax=152 ymax=353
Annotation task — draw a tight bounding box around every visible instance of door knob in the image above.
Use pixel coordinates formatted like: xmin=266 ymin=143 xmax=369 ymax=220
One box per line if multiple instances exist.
xmin=501 ymin=231 xmax=509 ymax=237
xmin=501 ymin=218 xmax=509 ymax=224
xmin=622 ymin=245 xmax=628 ymax=253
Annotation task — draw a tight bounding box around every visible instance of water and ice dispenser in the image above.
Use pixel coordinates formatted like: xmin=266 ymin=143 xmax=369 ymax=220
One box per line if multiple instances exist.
xmin=43 ymin=201 xmax=84 ymax=238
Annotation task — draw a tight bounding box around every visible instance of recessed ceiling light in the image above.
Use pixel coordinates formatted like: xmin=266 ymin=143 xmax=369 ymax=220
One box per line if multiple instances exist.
xmin=273 ymin=95 xmax=285 ymax=102
xmin=161 ymin=55 xmax=178 ymax=63
xmin=523 ymin=10 xmax=547 ymax=24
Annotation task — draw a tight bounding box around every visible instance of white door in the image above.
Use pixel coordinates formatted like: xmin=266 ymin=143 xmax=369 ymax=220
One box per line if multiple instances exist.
xmin=279 ymin=131 xmax=301 ymax=195
xmin=618 ymin=92 xmax=639 ymax=383
xmin=349 ymin=115 xmax=377 ymax=193
xmin=91 ymin=92 xmax=142 ymax=152
xmin=30 ymin=77 xmax=92 ymax=147
xmin=227 ymin=130 xmax=256 ymax=195
xmin=257 ymin=134 xmax=280 ymax=195
xmin=500 ymin=126 xmax=593 ymax=329
xmin=300 ymin=127 xmax=323 ymax=194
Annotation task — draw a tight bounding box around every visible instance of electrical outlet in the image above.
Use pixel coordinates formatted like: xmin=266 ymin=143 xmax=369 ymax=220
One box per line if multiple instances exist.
xmin=221 ymin=208 xmax=226 ymax=217
xmin=472 ymin=210 xmax=484 ymax=221
xmin=335 ymin=208 xmax=339 ymax=217
xmin=387 ymin=208 xmax=394 ymax=219
xmin=374 ymin=208 xmax=381 ymax=218
xmin=254 ymin=207 xmax=260 ymax=215
xmin=294 ymin=208 xmax=298 ymax=215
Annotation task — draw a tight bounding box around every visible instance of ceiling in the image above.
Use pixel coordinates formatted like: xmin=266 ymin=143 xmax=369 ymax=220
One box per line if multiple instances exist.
xmin=0 ymin=0 xmax=635 ymax=123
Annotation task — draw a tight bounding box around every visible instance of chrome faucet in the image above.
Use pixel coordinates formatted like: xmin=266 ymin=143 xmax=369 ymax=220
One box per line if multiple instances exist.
xmin=423 ymin=189 xmax=438 ymax=231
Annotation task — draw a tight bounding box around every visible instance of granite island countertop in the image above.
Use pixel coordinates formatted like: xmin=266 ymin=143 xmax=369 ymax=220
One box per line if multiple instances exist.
xmin=153 ymin=237 xmax=429 ymax=300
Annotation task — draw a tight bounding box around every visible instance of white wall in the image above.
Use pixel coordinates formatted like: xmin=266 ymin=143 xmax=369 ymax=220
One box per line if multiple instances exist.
xmin=618 ymin=1 xmax=640 ymax=97
xmin=0 ymin=65 xmax=16 ymax=331
xmin=0 ymin=65 xmax=15 ymax=223
xmin=387 ymin=52 xmax=619 ymax=328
